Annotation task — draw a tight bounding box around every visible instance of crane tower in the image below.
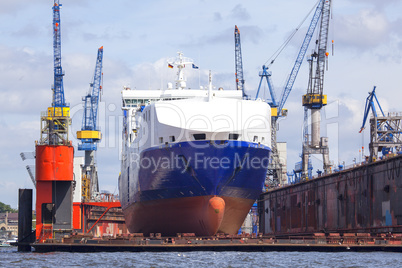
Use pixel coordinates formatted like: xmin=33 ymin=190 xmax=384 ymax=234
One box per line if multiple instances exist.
xmin=234 ymin=25 xmax=245 ymax=96
xmin=301 ymin=0 xmax=332 ymax=177
xmin=77 ymin=46 xmax=104 ymax=202
xmin=255 ymin=0 xmax=325 ymax=186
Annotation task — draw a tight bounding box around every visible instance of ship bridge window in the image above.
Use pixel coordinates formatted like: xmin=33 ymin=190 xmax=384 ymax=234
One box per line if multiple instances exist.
xmin=253 ymin=136 xmax=258 ymax=142
xmin=193 ymin=133 xmax=206 ymax=140
xmin=228 ymin=133 xmax=239 ymax=140
xmin=169 ymin=136 xmax=175 ymax=142
xmin=159 ymin=137 xmax=163 ymax=143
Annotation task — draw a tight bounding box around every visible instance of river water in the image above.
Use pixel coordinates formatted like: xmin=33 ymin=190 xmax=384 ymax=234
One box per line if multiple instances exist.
xmin=1 ymin=247 xmax=401 ymax=267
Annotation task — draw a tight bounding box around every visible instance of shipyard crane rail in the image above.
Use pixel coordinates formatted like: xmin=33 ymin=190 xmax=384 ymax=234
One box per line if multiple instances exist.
xmin=234 ymin=25 xmax=245 ymax=97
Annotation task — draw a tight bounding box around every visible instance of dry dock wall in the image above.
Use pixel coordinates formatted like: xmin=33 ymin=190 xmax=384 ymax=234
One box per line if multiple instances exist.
xmin=259 ymin=155 xmax=402 ymax=235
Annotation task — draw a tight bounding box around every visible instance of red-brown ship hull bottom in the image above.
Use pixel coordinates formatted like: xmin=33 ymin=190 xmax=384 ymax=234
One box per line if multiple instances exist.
xmin=218 ymin=196 xmax=255 ymax=234
xmin=123 ymin=195 xmax=251 ymax=236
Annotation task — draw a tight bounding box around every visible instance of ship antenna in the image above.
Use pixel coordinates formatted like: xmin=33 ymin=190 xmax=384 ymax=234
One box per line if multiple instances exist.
xmin=167 ymin=52 xmax=194 ymax=89
xmin=178 ymin=52 xmax=186 ymax=89
xmin=208 ymin=70 xmax=213 ymax=101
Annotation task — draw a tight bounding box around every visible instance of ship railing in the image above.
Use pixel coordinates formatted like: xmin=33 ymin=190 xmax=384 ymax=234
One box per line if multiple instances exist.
xmin=123 ymin=97 xmax=188 ymax=108
xmin=370 ymin=111 xmax=402 ymax=118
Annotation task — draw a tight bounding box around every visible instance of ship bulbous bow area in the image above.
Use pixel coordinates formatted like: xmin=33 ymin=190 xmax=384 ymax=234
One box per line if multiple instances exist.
xmin=124 ymin=195 xmax=225 ymax=237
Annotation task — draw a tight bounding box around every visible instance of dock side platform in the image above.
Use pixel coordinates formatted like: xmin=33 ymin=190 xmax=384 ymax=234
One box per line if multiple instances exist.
xmin=31 ymin=233 xmax=402 ymax=253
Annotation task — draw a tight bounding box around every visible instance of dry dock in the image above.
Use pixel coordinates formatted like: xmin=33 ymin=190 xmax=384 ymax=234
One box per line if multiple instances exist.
xmin=31 ymin=233 xmax=402 ymax=253
xmin=259 ymin=154 xmax=402 ymax=236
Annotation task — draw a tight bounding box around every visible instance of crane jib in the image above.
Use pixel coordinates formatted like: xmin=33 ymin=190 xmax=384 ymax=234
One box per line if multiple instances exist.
xmin=278 ymin=0 xmax=325 ymax=112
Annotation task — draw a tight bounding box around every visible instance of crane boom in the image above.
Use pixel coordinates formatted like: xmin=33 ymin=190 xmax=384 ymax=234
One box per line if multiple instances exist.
xmin=78 ymin=46 xmax=104 ymax=151
xmin=42 ymin=0 xmax=70 ymax=146
xmin=52 ymin=0 xmax=66 ymax=109
xmin=359 ymin=86 xmax=385 ymax=133
xmin=234 ymin=25 xmax=245 ymax=96
xmin=278 ymin=0 xmax=324 ymax=112
xmin=82 ymin=46 xmax=103 ymax=132
xmin=312 ymin=0 xmax=331 ymax=96
xmin=77 ymin=46 xmax=104 ymax=201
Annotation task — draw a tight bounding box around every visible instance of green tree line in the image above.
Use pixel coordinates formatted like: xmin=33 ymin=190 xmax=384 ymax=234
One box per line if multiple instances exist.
xmin=0 ymin=201 xmax=17 ymax=213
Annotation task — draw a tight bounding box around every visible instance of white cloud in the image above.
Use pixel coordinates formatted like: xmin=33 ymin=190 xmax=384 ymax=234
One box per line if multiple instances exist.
xmin=336 ymin=9 xmax=390 ymax=49
xmin=230 ymin=4 xmax=251 ymax=21
xmin=351 ymin=0 xmax=400 ymax=10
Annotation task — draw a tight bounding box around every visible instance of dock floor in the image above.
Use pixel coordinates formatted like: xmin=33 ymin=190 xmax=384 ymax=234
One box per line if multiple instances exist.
xmin=30 ymin=233 xmax=402 ymax=253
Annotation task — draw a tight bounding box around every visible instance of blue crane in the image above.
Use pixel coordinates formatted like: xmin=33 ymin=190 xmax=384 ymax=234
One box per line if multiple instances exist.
xmin=76 ymin=46 xmax=104 ymax=201
xmin=360 ymin=86 xmax=402 ymax=160
xmin=256 ymin=0 xmax=324 ymax=116
xmin=51 ymin=0 xmax=68 ymax=111
xmin=234 ymin=25 xmax=246 ymax=97
xmin=359 ymin=86 xmax=385 ymax=133
xmin=44 ymin=0 xmax=70 ymax=146
xmin=255 ymin=0 xmax=325 ymax=186
xmin=77 ymin=46 xmax=104 ymax=151
xmin=255 ymin=66 xmax=277 ymax=107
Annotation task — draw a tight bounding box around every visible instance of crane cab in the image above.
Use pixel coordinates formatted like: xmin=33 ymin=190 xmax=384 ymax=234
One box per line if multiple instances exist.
xmin=302 ymin=93 xmax=327 ymax=108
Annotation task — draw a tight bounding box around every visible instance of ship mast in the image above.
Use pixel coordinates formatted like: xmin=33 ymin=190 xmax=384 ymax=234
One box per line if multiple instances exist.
xmin=208 ymin=70 xmax=213 ymax=102
xmin=167 ymin=52 xmax=194 ymax=89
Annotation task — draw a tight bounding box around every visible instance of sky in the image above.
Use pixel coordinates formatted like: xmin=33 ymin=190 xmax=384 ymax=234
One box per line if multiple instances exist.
xmin=1 ymin=0 xmax=401 ymax=208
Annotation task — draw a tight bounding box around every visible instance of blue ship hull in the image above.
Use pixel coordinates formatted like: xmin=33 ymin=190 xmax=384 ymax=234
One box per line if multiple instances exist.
xmin=135 ymin=140 xmax=270 ymax=201
xmin=122 ymin=140 xmax=271 ymax=236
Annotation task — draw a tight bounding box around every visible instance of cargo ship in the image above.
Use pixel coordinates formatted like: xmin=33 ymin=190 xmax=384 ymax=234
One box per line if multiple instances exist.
xmin=119 ymin=53 xmax=271 ymax=236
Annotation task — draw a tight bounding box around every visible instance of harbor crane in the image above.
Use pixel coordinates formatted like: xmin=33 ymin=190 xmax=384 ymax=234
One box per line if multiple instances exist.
xmin=301 ymin=0 xmax=332 ymax=177
xmin=40 ymin=0 xmax=71 ymax=146
xmin=255 ymin=0 xmax=325 ymax=186
xmin=234 ymin=25 xmax=246 ymax=97
xmin=360 ymin=86 xmax=402 ymax=162
xmin=77 ymin=46 xmax=104 ymax=202
xmin=34 ymin=0 xmax=75 ymax=242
